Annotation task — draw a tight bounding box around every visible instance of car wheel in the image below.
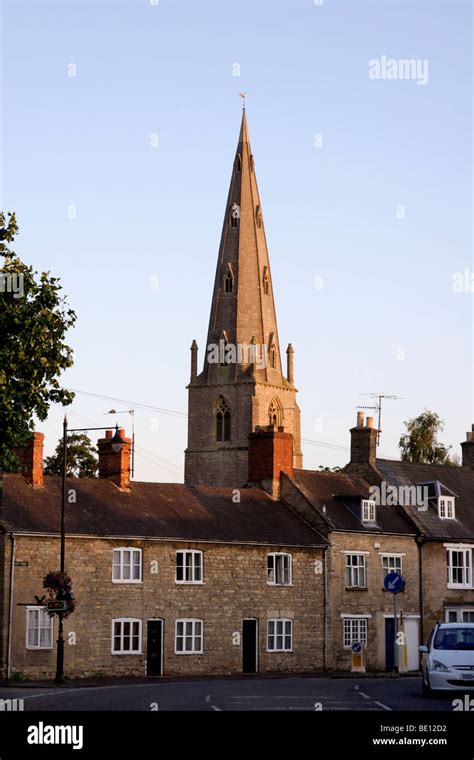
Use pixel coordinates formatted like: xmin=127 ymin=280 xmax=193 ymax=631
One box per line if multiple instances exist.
xmin=422 ymin=671 xmax=432 ymax=697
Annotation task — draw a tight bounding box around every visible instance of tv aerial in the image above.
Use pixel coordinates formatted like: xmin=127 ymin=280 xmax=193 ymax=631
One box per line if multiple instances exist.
xmin=357 ymin=393 xmax=404 ymax=446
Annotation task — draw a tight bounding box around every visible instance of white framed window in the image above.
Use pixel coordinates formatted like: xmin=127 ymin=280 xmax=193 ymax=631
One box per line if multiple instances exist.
xmin=343 ymin=618 xmax=368 ymax=649
xmin=439 ymin=496 xmax=455 ymax=519
xmin=267 ymin=619 xmax=293 ymax=652
xmin=447 ymin=549 xmax=472 ymax=588
xmin=112 ymin=618 xmax=142 ymax=654
xmin=382 ymin=555 xmax=402 ymax=581
xmin=176 ymin=550 xmax=203 ymax=584
xmin=361 ymin=499 xmax=376 ymax=523
xmin=345 ymin=554 xmax=367 ymax=588
xmin=445 ymin=608 xmax=474 ymax=623
xmin=175 ymin=619 xmax=203 ymax=654
xmin=26 ymin=607 xmax=53 ymax=650
xmin=267 ymin=553 xmax=292 ymax=586
xmin=112 ymin=548 xmax=142 ymax=583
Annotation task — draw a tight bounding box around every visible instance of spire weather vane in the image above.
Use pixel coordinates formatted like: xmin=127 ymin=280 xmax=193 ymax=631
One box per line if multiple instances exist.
xmin=239 ymin=92 xmax=247 ymax=109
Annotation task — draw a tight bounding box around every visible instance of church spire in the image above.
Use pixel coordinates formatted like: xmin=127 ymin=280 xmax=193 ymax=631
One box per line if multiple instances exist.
xmin=203 ymin=107 xmax=283 ymax=383
xmin=185 ymin=106 xmax=302 ymax=487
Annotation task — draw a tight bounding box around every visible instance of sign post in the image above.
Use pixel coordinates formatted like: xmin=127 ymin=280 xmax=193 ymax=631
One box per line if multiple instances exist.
xmin=351 ymin=641 xmax=365 ymax=673
xmin=383 ymin=572 xmax=405 ymax=672
xmin=46 ymin=600 xmax=68 ymax=613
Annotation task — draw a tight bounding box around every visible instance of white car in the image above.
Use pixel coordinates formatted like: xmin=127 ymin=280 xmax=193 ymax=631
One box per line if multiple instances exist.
xmin=420 ymin=622 xmax=474 ymax=694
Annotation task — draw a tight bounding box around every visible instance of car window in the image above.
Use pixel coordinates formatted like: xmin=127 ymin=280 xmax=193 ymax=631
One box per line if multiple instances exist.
xmin=433 ymin=627 xmax=474 ymax=651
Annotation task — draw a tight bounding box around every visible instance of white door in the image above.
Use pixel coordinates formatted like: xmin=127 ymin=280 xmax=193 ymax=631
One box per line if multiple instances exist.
xmin=405 ymin=618 xmax=420 ymax=671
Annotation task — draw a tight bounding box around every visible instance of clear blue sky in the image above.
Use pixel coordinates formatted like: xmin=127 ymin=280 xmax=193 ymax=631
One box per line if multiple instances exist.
xmin=2 ymin=0 xmax=472 ymax=481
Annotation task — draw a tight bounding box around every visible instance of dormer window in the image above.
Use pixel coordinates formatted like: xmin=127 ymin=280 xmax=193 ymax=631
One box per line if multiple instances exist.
xmin=262 ymin=266 xmax=269 ymax=295
xmin=361 ymin=499 xmax=376 ymax=523
xmin=439 ymin=496 xmax=455 ymax=519
xmin=256 ymin=205 xmax=262 ymax=229
xmin=236 ymin=154 xmax=242 ymax=172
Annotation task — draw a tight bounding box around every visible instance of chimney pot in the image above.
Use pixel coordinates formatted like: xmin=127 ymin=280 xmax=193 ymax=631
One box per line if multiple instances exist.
xmin=98 ymin=428 xmax=131 ymax=489
xmin=357 ymin=411 xmax=364 ymax=428
xmin=14 ymin=432 xmax=44 ymax=487
xmin=348 ymin=417 xmax=378 ymax=469
xmin=248 ymin=428 xmax=294 ymax=499
xmin=461 ymin=424 xmax=474 ymax=469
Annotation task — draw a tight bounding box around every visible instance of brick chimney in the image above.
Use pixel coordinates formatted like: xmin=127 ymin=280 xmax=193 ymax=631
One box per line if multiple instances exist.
xmin=248 ymin=426 xmax=294 ymax=498
xmin=461 ymin=425 xmax=474 ymax=470
xmin=97 ymin=427 xmax=131 ymax=490
xmin=349 ymin=413 xmax=378 ymax=468
xmin=14 ymin=432 xmax=44 ymax=487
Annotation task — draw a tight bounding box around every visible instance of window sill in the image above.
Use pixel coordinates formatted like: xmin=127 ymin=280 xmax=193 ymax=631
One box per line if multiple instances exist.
xmin=345 ymin=587 xmax=368 ymax=591
xmin=112 ymin=580 xmax=143 ymax=585
xmin=26 ymin=647 xmax=53 ymax=651
xmin=175 ymin=581 xmax=204 ymax=586
xmin=175 ymin=651 xmax=204 ymax=656
xmin=267 ymin=583 xmax=293 ymax=588
xmin=267 ymin=649 xmax=293 ymax=654
xmin=111 ymin=651 xmax=143 ymax=656
xmin=447 ymin=583 xmax=472 ymax=590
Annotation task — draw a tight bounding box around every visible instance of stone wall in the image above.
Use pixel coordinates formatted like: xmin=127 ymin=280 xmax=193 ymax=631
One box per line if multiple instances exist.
xmin=327 ymin=532 xmax=420 ymax=671
xmin=421 ymin=541 xmax=474 ymax=642
xmin=6 ymin=534 xmax=324 ymax=679
xmin=185 ymin=380 xmax=301 ymax=487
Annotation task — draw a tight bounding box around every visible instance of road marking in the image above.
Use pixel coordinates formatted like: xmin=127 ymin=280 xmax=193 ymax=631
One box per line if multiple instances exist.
xmin=11 ymin=690 xmax=71 ymax=701
xmin=242 ymin=706 xmax=381 ymax=711
xmin=359 ymin=692 xmax=370 ymax=699
xmin=211 ymin=704 xmax=221 ymax=711
xmin=230 ymin=695 xmax=329 ymax=700
xmin=205 ymin=694 xmax=211 ymax=703
xmin=374 ymin=700 xmax=392 ymax=711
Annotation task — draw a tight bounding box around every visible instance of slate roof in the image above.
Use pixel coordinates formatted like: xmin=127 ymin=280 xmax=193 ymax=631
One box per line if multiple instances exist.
xmin=1 ymin=475 xmax=326 ymax=548
xmin=376 ymin=459 xmax=474 ymax=541
xmin=292 ymin=469 xmax=417 ymax=535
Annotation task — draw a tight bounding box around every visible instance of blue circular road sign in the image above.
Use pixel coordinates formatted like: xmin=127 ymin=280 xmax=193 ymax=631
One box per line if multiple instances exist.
xmin=351 ymin=641 xmax=362 ymax=654
xmin=384 ymin=571 xmax=405 ymax=594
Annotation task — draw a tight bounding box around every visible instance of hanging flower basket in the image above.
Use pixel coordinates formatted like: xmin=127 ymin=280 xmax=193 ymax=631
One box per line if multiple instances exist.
xmin=43 ymin=571 xmax=76 ymax=618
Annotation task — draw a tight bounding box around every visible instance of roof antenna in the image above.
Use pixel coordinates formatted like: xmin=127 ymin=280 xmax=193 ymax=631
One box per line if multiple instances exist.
xmin=357 ymin=393 xmax=404 ymax=446
xmin=239 ymin=92 xmax=247 ymax=110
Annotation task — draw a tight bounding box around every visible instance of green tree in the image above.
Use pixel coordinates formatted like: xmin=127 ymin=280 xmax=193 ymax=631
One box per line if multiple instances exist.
xmin=44 ymin=433 xmax=98 ymax=478
xmin=399 ymin=409 xmax=456 ymax=465
xmin=0 ymin=212 xmax=76 ymax=469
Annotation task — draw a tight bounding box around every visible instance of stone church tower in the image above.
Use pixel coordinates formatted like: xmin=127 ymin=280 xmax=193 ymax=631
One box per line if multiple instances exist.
xmin=184 ymin=108 xmax=302 ymax=487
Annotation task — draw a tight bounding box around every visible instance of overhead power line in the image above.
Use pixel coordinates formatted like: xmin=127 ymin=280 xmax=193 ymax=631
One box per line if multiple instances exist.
xmin=67 ymin=389 xmax=187 ymax=419
xmin=60 ymin=389 xmax=400 ymax=458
